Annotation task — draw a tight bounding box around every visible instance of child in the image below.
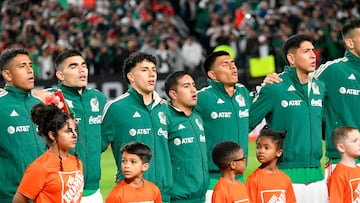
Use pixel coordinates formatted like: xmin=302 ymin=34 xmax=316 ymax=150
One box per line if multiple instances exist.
xmin=211 ymin=141 xmax=249 ymax=203
xmin=13 ymin=103 xmax=84 ymax=203
xmin=328 ymin=126 xmax=360 ymax=202
xmin=246 ymin=125 xmax=296 ymax=203
xmin=106 ymin=141 xmax=162 ymax=203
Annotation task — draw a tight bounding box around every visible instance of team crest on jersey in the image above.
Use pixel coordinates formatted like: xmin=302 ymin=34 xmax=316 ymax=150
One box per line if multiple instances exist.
xmin=90 ymin=97 xmax=100 ymax=112
xmin=195 ymin=118 xmax=204 ymax=131
xmin=261 ymin=190 xmax=286 ymax=203
xmin=312 ymin=83 xmax=320 ymax=95
xmin=158 ymin=111 xmax=167 ymax=125
xmin=235 ymin=95 xmax=246 ymax=107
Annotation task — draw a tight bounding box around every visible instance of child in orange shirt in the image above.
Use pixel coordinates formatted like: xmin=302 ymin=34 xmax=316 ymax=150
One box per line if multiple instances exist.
xmin=106 ymin=141 xmax=162 ymax=203
xmin=13 ymin=103 xmax=84 ymax=203
xmin=211 ymin=141 xmax=249 ymax=203
xmin=246 ymin=125 xmax=296 ymax=203
xmin=328 ymin=126 xmax=360 ymax=202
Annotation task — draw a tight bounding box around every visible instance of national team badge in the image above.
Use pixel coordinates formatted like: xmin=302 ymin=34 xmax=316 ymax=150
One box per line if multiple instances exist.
xmin=90 ymin=97 xmax=100 ymax=112
xmin=158 ymin=112 xmax=167 ymax=125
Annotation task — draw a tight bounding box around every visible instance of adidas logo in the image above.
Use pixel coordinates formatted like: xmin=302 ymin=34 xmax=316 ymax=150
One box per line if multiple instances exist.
xmin=10 ymin=110 xmax=19 ymax=117
xmin=132 ymin=111 xmax=141 ymax=118
xmin=178 ymin=124 xmax=186 ymax=130
xmin=348 ymin=74 xmax=356 ymax=80
xmin=287 ymin=85 xmax=296 ymax=91
xmin=217 ymin=98 xmax=225 ymax=104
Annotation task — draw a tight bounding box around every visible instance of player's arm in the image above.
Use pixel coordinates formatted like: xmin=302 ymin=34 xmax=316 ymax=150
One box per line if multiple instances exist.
xmin=12 ymin=192 xmax=29 ymax=203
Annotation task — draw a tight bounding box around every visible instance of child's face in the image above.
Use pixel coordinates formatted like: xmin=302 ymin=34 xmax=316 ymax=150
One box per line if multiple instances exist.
xmin=231 ymin=148 xmax=247 ymax=174
xmin=121 ymin=152 xmax=148 ymax=180
xmin=56 ymin=119 xmax=78 ymax=152
xmin=342 ymin=129 xmax=360 ymax=158
xmin=256 ymin=136 xmax=282 ymax=165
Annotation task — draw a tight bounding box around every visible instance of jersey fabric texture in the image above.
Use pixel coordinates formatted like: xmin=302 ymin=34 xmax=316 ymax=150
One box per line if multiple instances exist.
xmin=212 ymin=177 xmax=249 ymax=203
xmin=106 ymin=179 xmax=162 ymax=203
xmin=17 ymin=151 xmax=84 ymax=203
xmin=167 ymin=105 xmax=209 ymax=202
xmin=249 ymin=66 xmax=325 ymax=183
xmin=315 ymin=50 xmax=360 ymax=160
xmin=195 ymin=80 xmax=251 ymax=179
xmin=101 ymin=87 xmax=172 ymax=202
xmin=328 ymin=162 xmax=360 ymax=203
xmin=0 ymin=85 xmax=46 ymax=203
xmin=48 ymin=83 xmax=107 ymax=194
xmin=246 ymin=168 xmax=296 ymax=203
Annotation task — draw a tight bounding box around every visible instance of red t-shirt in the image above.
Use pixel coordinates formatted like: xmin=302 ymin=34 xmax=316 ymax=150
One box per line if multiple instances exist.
xmin=212 ymin=177 xmax=249 ymax=203
xmin=246 ymin=168 xmax=296 ymax=203
xmin=106 ymin=179 xmax=162 ymax=203
xmin=17 ymin=151 xmax=84 ymax=203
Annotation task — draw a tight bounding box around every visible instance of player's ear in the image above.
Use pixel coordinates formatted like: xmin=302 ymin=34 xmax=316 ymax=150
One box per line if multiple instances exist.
xmin=336 ymin=143 xmax=345 ymax=153
xmin=142 ymin=163 xmax=150 ymax=172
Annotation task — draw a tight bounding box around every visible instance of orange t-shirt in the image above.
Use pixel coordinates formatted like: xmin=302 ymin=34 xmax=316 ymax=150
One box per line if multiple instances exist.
xmin=106 ymin=179 xmax=162 ymax=203
xmin=328 ymin=162 xmax=360 ymax=203
xmin=17 ymin=151 xmax=84 ymax=203
xmin=246 ymin=168 xmax=296 ymax=203
xmin=212 ymin=177 xmax=249 ymax=203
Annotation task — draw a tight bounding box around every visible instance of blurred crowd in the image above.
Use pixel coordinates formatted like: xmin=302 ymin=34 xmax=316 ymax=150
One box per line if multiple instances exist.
xmin=0 ymin=0 xmax=359 ymax=87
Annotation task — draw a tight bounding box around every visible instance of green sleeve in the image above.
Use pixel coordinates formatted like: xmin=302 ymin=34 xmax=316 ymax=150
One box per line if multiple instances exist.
xmin=249 ymin=85 xmax=273 ymax=129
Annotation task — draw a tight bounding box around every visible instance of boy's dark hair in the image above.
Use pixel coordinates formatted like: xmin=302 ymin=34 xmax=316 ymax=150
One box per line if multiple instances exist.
xmin=121 ymin=141 xmax=152 ymax=163
xmin=282 ymin=34 xmax=312 ymax=65
xmin=0 ymin=48 xmax=29 ymax=71
xmin=257 ymin=125 xmax=287 ymax=162
xmin=212 ymin=141 xmax=242 ymax=170
xmin=342 ymin=20 xmax=360 ymax=39
xmin=122 ymin=52 xmax=157 ymax=84
xmin=203 ymin=51 xmax=230 ymax=74
xmin=164 ymin=71 xmax=190 ymax=98
xmin=332 ymin=126 xmax=357 ymax=147
xmin=54 ymin=49 xmax=83 ymax=70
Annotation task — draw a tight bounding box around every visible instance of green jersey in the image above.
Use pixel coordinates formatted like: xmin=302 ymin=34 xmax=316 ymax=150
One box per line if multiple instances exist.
xmin=195 ymin=80 xmax=251 ymax=179
xmin=50 ymin=83 xmax=107 ymax=192
xmin=315 ymin=50 xmax=360 ymax=159
xmin=101 ymin=87 xmax=173 ymax=202
xmin=167 ymin=105 xmax=209 ymax=202
xmin=0 ymin=85 xmax=46 ymax=203
xmin=250 ymin=66 xmax=325 ymax=172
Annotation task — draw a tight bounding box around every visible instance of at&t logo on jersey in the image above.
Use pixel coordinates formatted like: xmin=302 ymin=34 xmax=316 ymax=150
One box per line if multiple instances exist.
xmin=7 ymin=125 xmax=30 ymax=134
xmin=129 ymin=128 xmax=151 ymax=136
xmin=339 ymin=87 xmax=360 ymax=95
xmin=281 ymin=100 xmax=302 ymax=108
xmin=173 ymin=137 xmax=194 ymax=145
xmin=210 ymin=112 xmax=232 ymax=119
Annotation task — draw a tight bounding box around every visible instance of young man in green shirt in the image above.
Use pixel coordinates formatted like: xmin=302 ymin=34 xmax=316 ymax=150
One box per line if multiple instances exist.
xmin=0 ymin=48 xmax=46 ymax=203
xmin=101 ymin=52 xmax=172 ymax=202
xmin=165 ymin=71 xmax=209 ymax=202
xmin=250 ymin=34 xmax=327 ymax=202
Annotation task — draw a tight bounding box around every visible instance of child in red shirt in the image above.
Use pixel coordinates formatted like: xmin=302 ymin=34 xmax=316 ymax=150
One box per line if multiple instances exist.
xmin=328 ymin=126 xmax=360 ymax=202
xmin=13 ymin=103 xmax=84 ymax=203
xmin=246 ymin=125 xmax=296 ymax=203
xmin=106 ymin=141 xmax=162 ymax=203
xmin=211 ymin=141 xmax=249 ymax=203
